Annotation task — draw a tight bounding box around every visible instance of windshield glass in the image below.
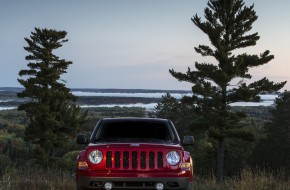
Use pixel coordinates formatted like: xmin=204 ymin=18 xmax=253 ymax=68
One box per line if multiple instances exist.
xmin=95 ymin=120 xmax=175 ymax=143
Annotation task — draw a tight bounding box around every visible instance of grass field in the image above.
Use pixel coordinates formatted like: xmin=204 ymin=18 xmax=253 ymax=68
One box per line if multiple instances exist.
xmin=0 ymin=167 xmax=75 ymax=190
xmin=1 ymin=167 xmax=289 ymax=190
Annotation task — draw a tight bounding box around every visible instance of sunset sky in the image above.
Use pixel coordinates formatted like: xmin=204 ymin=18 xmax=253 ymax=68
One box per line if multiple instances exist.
xmin=1 ymin=0 xmax=289 ymax=90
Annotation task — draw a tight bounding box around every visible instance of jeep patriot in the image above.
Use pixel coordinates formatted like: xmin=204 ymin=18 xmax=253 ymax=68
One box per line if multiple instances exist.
xmin=76 ymin=118 xmax=194 ymax=190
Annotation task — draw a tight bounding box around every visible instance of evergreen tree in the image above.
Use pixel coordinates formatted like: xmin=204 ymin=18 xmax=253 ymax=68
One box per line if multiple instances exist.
xmin=155 ymin=93 xmax=197 ymax=138
xmin=155 ymin=93 xmax=180 ymax=122
xmin=250 ymin=91 xmax=290 ymax=173
xmin=17 ymin=28 xmax=87 ymax=163
xmin=169 ymin=0 xmax=286 ymax=183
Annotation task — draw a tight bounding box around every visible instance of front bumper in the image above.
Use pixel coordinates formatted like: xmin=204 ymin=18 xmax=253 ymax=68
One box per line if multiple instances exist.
xmin=77 ymin=175 xmax=192 ymax=190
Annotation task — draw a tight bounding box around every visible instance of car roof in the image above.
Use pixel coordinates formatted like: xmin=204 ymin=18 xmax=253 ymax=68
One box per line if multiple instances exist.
xmin=101 ymin=117 xmax=169 ymax=123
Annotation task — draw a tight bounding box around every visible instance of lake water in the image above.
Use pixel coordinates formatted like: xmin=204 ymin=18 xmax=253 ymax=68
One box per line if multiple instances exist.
xmin=0 ymin=90 xmax=279 ymax=111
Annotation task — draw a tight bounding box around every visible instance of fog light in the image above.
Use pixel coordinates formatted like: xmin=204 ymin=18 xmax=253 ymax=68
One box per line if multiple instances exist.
xmin=156 ymin=182 xmax=164 ymax=190
xmin=104 ymin=182 xmax=113 ymax=190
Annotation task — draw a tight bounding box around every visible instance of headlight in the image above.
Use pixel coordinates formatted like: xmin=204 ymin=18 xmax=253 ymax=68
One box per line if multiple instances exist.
xmin=89 ymin=150 xmax=103 ymax=164
xmin=166 ymin=151 xmax=180 ymax=165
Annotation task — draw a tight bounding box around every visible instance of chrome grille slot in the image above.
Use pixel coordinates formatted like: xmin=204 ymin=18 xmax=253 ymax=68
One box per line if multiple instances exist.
xmin=105 ymin=150 xmax=164 ymax=169
xmin=140 ymin=151 xmax=146 ymax=168
xmin=149 ymin=151 xmax=155 ymax=168
xmin=114 ymin=151 xmax=120 ymax=168
xmin=106 ymin=151 xmax=112 ymax=168
xmin=132 ymin=151 xmax=138 ymax=168
xmin=123 ymin=151 xmax=129 ymax=168
xmin=158 ymin=152 xmax=163 ymax=168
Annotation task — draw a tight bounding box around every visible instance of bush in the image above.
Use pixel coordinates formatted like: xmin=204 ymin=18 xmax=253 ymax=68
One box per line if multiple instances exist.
xmin=0 ymin=154 xmax=11 ymax=175
xmin=52 ymin=151 xmax=80 ymax=171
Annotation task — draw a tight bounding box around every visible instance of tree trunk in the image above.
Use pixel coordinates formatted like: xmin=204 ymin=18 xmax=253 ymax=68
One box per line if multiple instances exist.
xmin=216 ymin=137 xmax=224 ymax=184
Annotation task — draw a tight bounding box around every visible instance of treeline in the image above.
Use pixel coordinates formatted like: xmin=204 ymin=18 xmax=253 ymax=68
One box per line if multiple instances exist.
xmin=154 ymin=92 xmax=290 ymax=178
xmin=0 ymin=104 xmax=283 ymax=175
xmin=77 ymin=96 xmax=161 ymax=105
xmin=0 ymin=107 xmax=146 ymax=174
xmin=1 ymin=102 xmax=290 ymax=189
xmin=0 ymin=90 xmax=162 ymax=107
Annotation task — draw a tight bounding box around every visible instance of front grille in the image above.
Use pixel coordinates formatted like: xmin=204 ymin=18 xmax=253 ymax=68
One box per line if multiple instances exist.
xmin=106 ymin=150 xmax=164 ymax=169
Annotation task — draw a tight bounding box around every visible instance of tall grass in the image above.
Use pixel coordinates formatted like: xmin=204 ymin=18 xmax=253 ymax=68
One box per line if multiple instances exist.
xmin=0 ymin=167 xmax=289 ymax=190
xmin=0 ymin=167 xmax=75 ymax=190
xmin=193 ymin=168 xmax=290 ymax=190
xmin=223 ymin=168 xmax=290 ymax=190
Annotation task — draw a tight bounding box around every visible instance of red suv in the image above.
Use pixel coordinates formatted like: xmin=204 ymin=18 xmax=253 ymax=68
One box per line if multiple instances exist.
xmin=76 ymin=118 xmax=194 ymax=190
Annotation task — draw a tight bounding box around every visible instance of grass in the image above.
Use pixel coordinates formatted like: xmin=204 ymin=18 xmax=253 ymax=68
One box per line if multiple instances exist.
xmin=0 ymin=167 xmax=289 ymax=190
xmin=0 ymin=167 xmax=75 ymax=190
xmin=193 ymin=168 xmax=290 ymax=190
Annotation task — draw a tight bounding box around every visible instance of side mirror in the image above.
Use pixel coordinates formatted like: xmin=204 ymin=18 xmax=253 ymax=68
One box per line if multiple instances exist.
xmin=76 ymin=134 xmax=89 ymax=144
xmin=183 ymin=136 xmax=194 ymax=146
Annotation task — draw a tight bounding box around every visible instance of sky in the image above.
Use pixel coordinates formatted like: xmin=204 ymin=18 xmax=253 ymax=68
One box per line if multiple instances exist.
xmin=1 ymin=0 xmax=289 ymax=90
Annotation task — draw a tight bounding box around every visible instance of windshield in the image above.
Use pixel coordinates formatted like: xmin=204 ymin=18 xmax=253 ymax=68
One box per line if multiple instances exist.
xmin=95 ymin=120 xmax=176 ymax=143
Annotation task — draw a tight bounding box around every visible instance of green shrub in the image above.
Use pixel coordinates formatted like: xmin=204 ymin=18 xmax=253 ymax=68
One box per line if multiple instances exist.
xmin=0 ymin=154 xmax=11 ymax=175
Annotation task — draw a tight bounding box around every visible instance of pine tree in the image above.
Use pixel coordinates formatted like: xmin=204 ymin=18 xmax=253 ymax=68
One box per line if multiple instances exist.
xmin=17 ymin=28 xmax=87 ymax=163
xmin=155 ymin=93 xmax=180 ymax=122
xmin=250 ymin=91 xmax=290 ymax=173
xmin=169 ymin=0 xmax=286 ymax=183
xmin=155 ymin=93 xmax=195 ymax=137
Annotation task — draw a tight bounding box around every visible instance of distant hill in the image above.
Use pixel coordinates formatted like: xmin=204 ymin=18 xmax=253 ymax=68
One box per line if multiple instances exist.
xmin=0 ymin=87 xmax=191 ymax=94
xmin=0 ymin=87 xmax=279 ymax=111
xmin=0 ymin=87 xmax=190 ymax=110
